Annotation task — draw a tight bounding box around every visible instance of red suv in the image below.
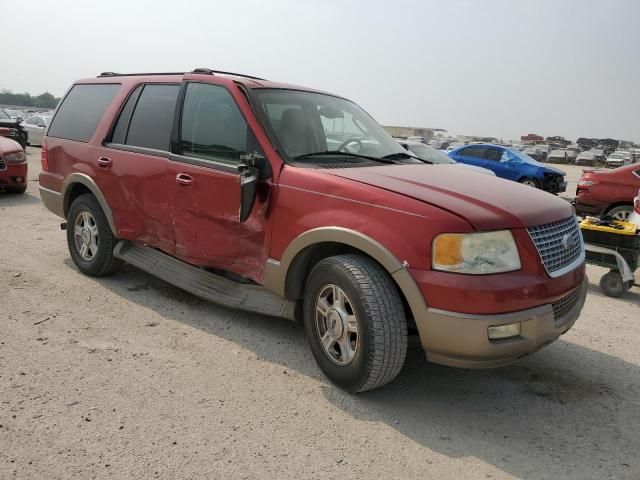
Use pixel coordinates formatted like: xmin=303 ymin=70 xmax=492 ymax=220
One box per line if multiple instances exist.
xmin=575 ymin=164 xmax=640 ymax=220
xmin=39 ymin=69 xmax=587 ymax=392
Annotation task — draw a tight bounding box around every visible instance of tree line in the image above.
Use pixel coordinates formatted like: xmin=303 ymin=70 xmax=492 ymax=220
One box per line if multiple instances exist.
xmin=0 ymin=89 xmax=61 ymax=109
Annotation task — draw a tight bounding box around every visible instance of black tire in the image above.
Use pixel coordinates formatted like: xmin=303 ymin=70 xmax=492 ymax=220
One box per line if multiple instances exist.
xmin=519 ymin=177 xmax=540 ymax=189
xmin=67 ymin=194 xmax=122 ymax=277
xmin=18 ymin=132 xmax=28 ymax=149
xmin=303 ymin=254 xmax=408 ymax=393
xmin=605 ymin=205 xmax=633 ymax=222
xmin=600 ymin=271 xmax=626 ymax=298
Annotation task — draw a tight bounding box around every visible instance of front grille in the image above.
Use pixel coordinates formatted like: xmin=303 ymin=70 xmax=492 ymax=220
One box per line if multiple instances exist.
xmin=0 ymin=159 xmax=6 ymax=171
xmin=527 ymin=216 xmax=583 ymax=276
xmin=552 ymin=287 xmax=582 ymax=323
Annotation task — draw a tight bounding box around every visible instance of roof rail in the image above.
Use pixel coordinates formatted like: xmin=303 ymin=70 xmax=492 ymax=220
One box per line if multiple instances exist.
xmin=190 ymin=68 xmax=266 ymax=81
xmin=98 ymin=71 xmax=186 ymax=77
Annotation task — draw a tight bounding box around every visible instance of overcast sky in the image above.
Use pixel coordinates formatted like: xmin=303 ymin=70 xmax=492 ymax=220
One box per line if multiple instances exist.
xmin=2 ymin=0 xmax=638 ymax=141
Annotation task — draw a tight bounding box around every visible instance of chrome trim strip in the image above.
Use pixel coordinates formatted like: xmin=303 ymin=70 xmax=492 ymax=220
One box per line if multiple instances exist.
xmin=38 ymin=186 xmax=61 ymax=196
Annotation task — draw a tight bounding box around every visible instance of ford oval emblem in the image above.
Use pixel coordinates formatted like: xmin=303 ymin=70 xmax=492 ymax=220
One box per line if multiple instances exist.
xmin=561 ymin=233 xmax=574 ymax=250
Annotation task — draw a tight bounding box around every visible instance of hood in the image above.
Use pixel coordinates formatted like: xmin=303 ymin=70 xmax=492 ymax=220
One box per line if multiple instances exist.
xmin=324 ymin=164 xmax=573 ymax=230
xmin=523 ymin=157 xmax=565 ymax=175
xmin=0 ymin=118 xmax=20 ymax=127
xmin=452 ymin=163 xmax=495 ymax=176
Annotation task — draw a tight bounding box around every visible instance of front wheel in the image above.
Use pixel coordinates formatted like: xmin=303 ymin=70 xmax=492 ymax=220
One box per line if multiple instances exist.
xmin=520 ymin=177 xmax=540 ymax=189
xmin=606 ymin=205 xmax=633 ymax=222
xmin=303 ymin=254 xmax=408 ymax=393
xmin=67 ymin=194 xmax=122 ymax=277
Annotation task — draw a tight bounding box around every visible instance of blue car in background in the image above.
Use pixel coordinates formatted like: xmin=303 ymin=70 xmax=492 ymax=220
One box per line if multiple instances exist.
xmin=448 ymin=144 xmax=567 ymax=194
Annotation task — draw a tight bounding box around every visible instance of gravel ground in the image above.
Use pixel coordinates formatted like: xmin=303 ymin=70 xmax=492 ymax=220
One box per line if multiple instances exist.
xmin=1 ymin=149 xmax=639 ymax=480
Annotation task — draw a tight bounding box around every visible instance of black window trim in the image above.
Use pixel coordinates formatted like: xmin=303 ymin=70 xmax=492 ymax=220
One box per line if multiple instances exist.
xmin=103 ymin=81 xmax=179 ymax=153
xmin=104 ymin=83 xmax=144 ymax=144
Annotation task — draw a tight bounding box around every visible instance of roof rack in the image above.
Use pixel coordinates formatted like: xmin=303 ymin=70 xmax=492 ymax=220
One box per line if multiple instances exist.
xmin=190 ymin=68 xmax=266 ymax=81
xmin=98 ymin=72 xmax=186 ymax=77
xmin=97 ymin=69 xmax=266 ymax=81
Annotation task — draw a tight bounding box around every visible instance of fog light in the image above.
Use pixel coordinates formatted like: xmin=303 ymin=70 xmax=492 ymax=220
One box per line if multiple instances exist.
xmin=488 ymin=323 xmax=521 ymax=340
xmin=16 ymin=177 xmax=23 ymax=183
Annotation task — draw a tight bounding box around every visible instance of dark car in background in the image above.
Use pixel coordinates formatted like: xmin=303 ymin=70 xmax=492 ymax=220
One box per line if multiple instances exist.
xmin=0 ymin=109 xmax=28 ymax=148
xmin=574 ymin=164 xmax=640 ymax=220
xmin=448 ymin=143 xmax=567 ymax=193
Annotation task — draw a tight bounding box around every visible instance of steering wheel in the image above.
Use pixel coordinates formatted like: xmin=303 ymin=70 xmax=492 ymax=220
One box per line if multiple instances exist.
xmin=337 ymin=137 xmax=363 ymax=153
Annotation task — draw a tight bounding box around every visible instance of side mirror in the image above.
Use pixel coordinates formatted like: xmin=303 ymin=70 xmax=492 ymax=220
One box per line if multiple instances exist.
xmin=238 ymin=152 xmax=270 ymax=223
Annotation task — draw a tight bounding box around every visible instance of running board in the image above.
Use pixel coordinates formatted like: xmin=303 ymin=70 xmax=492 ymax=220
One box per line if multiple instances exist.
xmin=113 ymin=241 xmax=296 ymax=320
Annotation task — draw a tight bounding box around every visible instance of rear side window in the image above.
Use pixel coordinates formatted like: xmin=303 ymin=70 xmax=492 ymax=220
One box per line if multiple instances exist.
xmin=48 ymin=84 xmax=120 ymax=142
xmin=125 ymin=84 xmax=180 ymax=151
xmin=485 ymin=148 xmax=503 ymax=161
xmin=180 ymin=83 xmax=258 ymax=164
xmin=460 ymin=146 xmax=485 ymax=158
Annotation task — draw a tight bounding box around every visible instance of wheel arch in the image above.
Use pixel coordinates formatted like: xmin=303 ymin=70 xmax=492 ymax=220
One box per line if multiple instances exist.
xmin=263 ymin=227 xmax=428 ymax=325
xmin=604 ymin=201 xmax=634 ymax=214
xmin=62 ymin=173 xmax=117 ymax=234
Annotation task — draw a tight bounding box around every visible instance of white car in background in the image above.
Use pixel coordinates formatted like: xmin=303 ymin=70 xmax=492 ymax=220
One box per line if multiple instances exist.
xmin=398 ymin=140 xmax=495 ymax=176
xmin=21 ymin=114 xmax=52 ymax=146
xmin=547 ymin=149 xmax=571 ymax=164
xmin=605 ymin=152 xmax=631 ymax=168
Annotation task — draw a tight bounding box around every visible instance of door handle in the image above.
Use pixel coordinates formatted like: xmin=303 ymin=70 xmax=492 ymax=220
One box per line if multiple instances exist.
xmin=97 ymin=157 xmax=113 ymax=168
xmin=176 ymin=173 xmax=193 ymax=186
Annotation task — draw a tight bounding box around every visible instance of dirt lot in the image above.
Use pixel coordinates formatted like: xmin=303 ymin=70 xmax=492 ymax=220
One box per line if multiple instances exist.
xmin=1 ymin=148 xmax=639 ymax=480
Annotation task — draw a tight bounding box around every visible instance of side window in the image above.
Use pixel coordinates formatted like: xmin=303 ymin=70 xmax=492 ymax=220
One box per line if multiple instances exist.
xmin=485 ymin=148 xmax=503 ymax=161
xmin=180 ymin=83 xmax=258 ymax=164
xmin=110 ymin=85 xmax=143 ymax=145
xmin=125 ymin=84 xmax=180 ymax=151
xmin=48 ymin=84 xmax=120 ymax=142
xmin=460 ymin=146 xmax=485 ymax=159
xmin=35 ymin=117 xmax=46 ymax=127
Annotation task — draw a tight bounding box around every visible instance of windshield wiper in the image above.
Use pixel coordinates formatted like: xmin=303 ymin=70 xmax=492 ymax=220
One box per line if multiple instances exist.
xmin=293 ymin=151 xmax=395 ymax=164
xmin=382 ymin=152 xmax=431 ymax=164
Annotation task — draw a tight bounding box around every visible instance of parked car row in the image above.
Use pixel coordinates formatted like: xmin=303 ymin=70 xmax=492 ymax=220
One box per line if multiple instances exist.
xmin=1 ymin=108 xmax=54 ymax=147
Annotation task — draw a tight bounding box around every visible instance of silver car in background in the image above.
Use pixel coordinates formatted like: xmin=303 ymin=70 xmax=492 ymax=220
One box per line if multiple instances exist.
xmin=22 ymin=114 xmax=52 ymax=146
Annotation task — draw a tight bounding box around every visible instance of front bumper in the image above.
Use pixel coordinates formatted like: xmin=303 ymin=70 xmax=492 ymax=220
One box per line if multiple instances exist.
xmin=542 ymin=175 xmax=567 ymax=194
xmin=415 ymin=278 xmax=587 ymax=368
xmin=0 ymin=163 xmax=28 ymax=188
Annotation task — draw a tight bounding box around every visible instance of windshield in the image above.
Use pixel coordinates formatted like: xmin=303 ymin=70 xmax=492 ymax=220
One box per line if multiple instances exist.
xmin=406 ymin=143 xmax=455 ymax=164
xmin=0 ymin=110 xmax=10 ymax=120
xmin=254 ymin=89 xmax=406 ymax=161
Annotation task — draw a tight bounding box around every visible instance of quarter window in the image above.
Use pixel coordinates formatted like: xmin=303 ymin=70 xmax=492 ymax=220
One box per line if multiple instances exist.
xmin=47 ymin=84 xmax=120 ymax=142
xmin=180 ymin=83 xmax=258 ymax=164
xmin=125 ymin=84 xmax=180 ymax=151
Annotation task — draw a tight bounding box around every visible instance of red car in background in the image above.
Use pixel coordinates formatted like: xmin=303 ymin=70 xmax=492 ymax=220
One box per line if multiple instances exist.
xmin=0 ymin=128 xmax=28 ymax=194
xmin=575 ymin=164 xmax=640 ymax=220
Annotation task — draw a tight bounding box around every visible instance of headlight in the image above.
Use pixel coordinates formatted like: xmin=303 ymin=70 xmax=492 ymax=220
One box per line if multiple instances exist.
xmin=432 ymin=230 xmax=521 ymax=274
xmin=4 ymin=151 xmax=27 ymax=163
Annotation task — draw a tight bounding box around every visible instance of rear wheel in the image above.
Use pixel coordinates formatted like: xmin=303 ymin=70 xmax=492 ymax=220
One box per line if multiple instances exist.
xmin=303 ymin=254 xmax=408 ymax=393
xmin=67 ymin=194 xmax=122 ymax=277
xmin=520 ymin=177 xmax=540 ymax=189
xmin=606 ymin=205 xmax=633 ymax=222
